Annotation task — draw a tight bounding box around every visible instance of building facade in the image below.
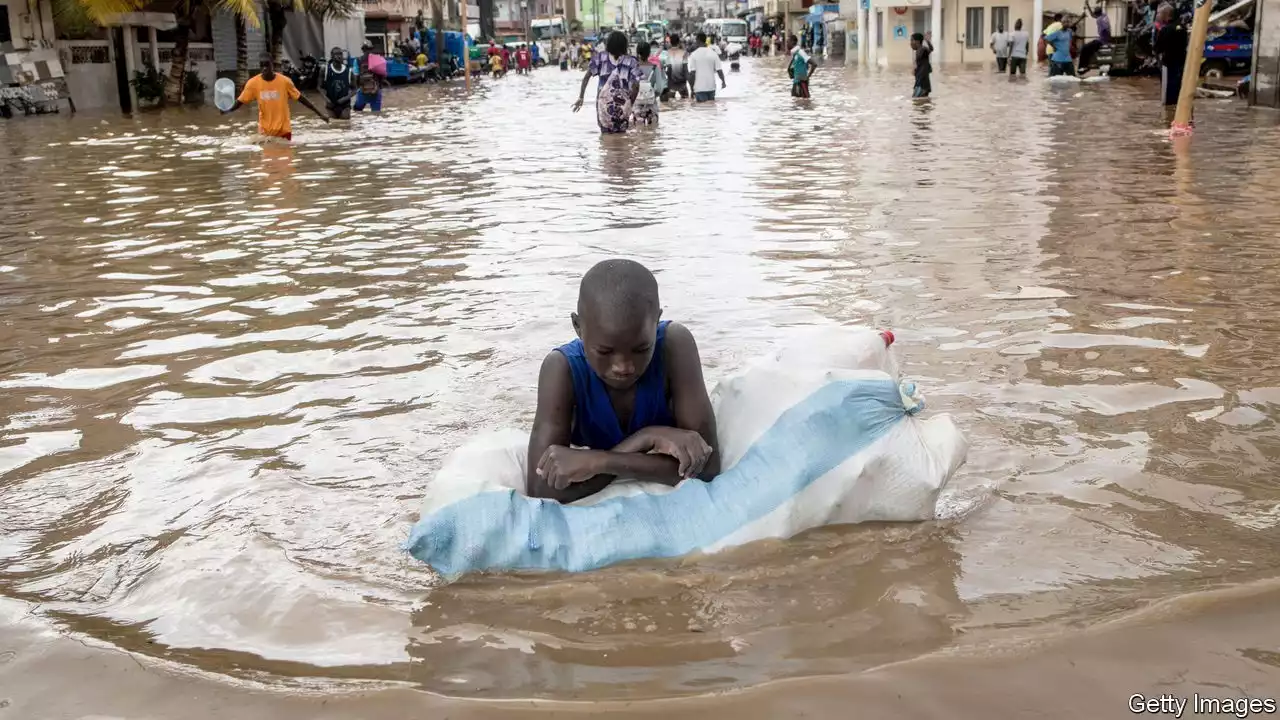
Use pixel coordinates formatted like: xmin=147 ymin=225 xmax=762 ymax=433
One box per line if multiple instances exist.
xmin=1251 ymin=0 xmax=1279 ymax=106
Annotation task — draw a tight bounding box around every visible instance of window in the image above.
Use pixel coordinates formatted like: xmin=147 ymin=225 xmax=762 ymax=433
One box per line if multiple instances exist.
xmin=0 ymin=6 xmax=10 ymax=45
xmin=876 ymin=11 xmax=883 ymax=47
xmin=991 ymin=6 xmax=1009 ymax=33
xmin=965 ymin=6 xmax=984 ymax=48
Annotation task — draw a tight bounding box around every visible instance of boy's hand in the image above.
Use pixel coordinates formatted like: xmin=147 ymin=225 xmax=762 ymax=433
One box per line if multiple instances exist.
xmin=536 ymin=445 xmax=601 ymax=490
xmin=638 ymin=427 xmax=711 ymax=479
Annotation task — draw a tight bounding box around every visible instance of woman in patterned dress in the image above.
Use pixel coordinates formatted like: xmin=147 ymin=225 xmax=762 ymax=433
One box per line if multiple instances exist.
xmin=571 ymin=31 xmax=644 ymax=134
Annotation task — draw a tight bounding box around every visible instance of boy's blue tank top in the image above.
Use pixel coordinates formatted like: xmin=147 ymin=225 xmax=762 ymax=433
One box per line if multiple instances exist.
xmin=556 ymin=320 xmax=675 ymax=450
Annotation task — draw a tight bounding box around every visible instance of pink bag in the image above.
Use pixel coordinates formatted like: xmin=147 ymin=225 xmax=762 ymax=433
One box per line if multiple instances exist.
xmin=367 ymin=53 xmax=387 ymax=76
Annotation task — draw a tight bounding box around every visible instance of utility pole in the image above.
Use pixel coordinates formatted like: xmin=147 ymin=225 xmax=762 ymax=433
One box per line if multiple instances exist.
xmin=1171 ymin=0 xmax=1213 ymax=135
xmin=463 ymin=0 xmax=471 ymax=91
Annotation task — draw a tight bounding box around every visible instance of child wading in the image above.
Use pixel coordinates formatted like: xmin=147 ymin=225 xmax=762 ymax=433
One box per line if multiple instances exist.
xmin=788 ymin=35 xmax=815 ymax=98
xmin=633 ymin=40 xmax=665 ymax=125
xmin=911 ymin=31 xmax=934 ymax=98
xmin=526 ymin=259 xmax=720 ymax=503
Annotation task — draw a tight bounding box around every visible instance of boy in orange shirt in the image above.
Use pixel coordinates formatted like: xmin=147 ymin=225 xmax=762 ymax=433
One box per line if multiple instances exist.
xmin=223 ymin=55 xmax=328 ymax=140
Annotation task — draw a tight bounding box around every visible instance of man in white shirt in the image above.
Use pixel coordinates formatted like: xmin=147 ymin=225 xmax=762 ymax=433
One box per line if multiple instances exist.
xmin=1006 ymin=18 xmax=1030 ymax=75
xmin=990 ymin=24 xmax=1010 ymax=72
xmin=686 ymin=31 xmax=725 ymax=102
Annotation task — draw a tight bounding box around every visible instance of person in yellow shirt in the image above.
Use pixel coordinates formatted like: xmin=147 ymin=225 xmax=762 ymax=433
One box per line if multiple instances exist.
xmin=489 ymin=50 xmax=503 ymax=78
xmin=223 ymin=55 xmax=327 ymax=140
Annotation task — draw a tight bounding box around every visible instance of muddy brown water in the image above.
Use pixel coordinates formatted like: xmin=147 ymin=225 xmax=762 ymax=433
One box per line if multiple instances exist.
xmin=2 ymin=62 xmax=1279 ymax=702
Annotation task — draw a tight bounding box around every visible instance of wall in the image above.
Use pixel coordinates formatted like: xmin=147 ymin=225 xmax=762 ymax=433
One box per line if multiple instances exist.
xmin=56 ymin=40 xmax=120 ymax=110
xmin=211 ymin=9 xmax=266 ymax=73
xmin=870 ymin=0 xmax=1036 ymax=66
xmin=1253 ymin=0 xmax=1280 ymax=107
xmin=945 ymin=0 xmax=1035 ymax=64
xmin=2 ymin=0 xmax=55 ymax=49
xmin=324 ymin=14 xmax=366 ymax=56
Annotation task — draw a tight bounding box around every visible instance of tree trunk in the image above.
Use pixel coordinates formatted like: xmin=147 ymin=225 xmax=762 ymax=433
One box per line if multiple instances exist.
xmin=266 ymin=1 xmax=288 ymax=64
xmin=235 ymin=13 xmax=249 ymax=91
xmin=164 ymin=3 xmax=199 ymax=104
xmin=432 ymin=0 xmax=444 ymax=64
xmin=479 ymin=0 xmax=495 ymax=40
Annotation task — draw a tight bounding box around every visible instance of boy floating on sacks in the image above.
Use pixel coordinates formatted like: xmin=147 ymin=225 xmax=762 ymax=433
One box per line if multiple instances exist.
xmin=528 ymin=259 xmax=720 ymax=502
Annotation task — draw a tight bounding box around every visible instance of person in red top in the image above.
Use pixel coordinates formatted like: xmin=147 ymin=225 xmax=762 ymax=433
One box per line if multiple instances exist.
xmin=516 ymin=44 xmax=532 ymax=74
xmin=501 ymin=44 xmax=512 ymax=73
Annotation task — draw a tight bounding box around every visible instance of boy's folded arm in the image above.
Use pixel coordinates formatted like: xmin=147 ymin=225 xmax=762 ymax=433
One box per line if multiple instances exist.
xmin=526 ymin=351 xmax=576 ymax=499
xmin=590 ymin=448 xmax=685 ymax=485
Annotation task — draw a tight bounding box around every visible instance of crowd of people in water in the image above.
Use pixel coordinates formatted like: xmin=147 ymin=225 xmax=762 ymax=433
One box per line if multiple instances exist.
xmin=566 ymin=28 xmax=819 ymax=133
xmin=221 ymin=25 xmax=824 ymax=140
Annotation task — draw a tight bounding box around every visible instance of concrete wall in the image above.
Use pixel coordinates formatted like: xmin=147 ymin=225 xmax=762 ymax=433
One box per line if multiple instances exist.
xmin=1252 ymin=0 xmax=1280 ymax=107
xmin=56 ymin=40 xmax=120 ymax=110
xmin=869 ymin=0 xmax=1041 ymax=66
xmin=1 ymin=0 xmax=55 ymax=49
xmin=324 ymin=14 xmax=366 ymax=57
xmin=211 ymin=9 xmax=267 ymax=73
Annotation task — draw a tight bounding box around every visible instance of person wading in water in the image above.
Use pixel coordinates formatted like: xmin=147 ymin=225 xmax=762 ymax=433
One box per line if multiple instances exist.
xmin=320 ymin=47 xmax=356 ymax=120
xmin=222 ymin=54 xmax=328 ymax=140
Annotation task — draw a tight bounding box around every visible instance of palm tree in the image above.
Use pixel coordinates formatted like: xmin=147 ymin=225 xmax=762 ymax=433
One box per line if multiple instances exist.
xmin=235 ymin=12 xmax=250 ymax=90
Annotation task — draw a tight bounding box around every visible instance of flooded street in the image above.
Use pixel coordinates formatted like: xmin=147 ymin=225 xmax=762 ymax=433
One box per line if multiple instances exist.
xmin=3 ymin=59 xmax=1280 ymax=707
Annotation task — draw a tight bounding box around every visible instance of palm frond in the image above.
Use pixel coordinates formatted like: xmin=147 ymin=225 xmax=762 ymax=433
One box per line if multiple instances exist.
xmin=304 ymin=0 xmax=359 ymax=18
xmin=72 ymin=0 xmax=147 ymax=25
xmin=216 ymin=0 xmax=262 ymax=27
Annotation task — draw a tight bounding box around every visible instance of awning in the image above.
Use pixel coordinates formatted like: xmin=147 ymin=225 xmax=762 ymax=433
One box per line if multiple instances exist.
xmin=97 ymin=12 xmax=178 ymax=30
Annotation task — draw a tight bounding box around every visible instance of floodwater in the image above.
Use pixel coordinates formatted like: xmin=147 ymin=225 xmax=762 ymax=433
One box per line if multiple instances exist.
xmin=2 ymin=59 xmax=1280 ymax=704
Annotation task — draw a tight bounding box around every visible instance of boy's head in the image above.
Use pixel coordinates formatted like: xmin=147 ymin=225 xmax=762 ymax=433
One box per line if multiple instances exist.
xmin=1015 ymin=18 xmax=1023 ymax=30
xmin=637 ymin=40 xmax=651 ymax=59
xmin=572 ymin=259 xmax=663 ymax=390
xmin=696 ymin=31 xmax=708 ymax=46
xmin=910 ymin=32 xmax=924 ymax=48
xmin=1053 ymin=12 xmax=1063 ymax=21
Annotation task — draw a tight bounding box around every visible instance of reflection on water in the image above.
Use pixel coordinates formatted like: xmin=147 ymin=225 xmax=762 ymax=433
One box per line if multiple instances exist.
xmin=2 ymin=61 xmax=1280 ymax=699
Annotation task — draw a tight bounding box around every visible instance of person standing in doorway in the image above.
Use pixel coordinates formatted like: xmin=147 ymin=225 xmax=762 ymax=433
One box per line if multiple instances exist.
xmin=990 ymin=23 xmax=1010 ymax=72
xmin=687 ymin=31 xmax=726 ymax=102
xmin=1007 ymin=19 xmax=1030 ymax=75
xmin=1154 ymin=3 xmax=1188 ymax=108
xmin=911 ymin=31 xmax=933 ymax=98
xmin=320 ymin=47 xmax=355 ymax=119
xmin=222 ymin=54 xmax=328 ymax=140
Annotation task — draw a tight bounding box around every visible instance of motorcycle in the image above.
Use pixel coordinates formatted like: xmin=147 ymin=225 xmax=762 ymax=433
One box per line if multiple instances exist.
xmin=284 ymin=55 xmax=321 ymax=91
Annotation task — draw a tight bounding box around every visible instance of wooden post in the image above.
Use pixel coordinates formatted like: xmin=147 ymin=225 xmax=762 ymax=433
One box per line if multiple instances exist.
xmin=1171 ymin=0 xmax=1213 ymax=135
xmin=463 ymin=0 xmax=471 ymax=91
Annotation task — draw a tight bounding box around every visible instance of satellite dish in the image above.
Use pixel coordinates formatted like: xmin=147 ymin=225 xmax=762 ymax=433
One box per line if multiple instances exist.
xmin=213 ymin=77 xmax=235 ymax=112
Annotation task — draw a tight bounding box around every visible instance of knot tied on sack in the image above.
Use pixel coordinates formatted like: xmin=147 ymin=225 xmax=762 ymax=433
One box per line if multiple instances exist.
xmin=899 ymin=380 xmax=925 ymax=415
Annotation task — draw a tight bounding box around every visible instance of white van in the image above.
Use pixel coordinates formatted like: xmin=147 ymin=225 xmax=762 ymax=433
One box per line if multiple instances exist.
xmin=702 ymin=18 xmax=749 ymax=47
